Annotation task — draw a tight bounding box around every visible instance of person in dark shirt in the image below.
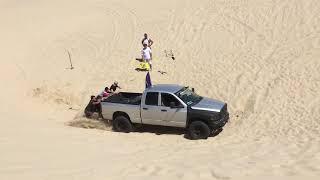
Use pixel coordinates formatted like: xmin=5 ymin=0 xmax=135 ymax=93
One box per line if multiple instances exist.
xmin=141 ymin=33 xmax=153 ymax=48
xmin=110 ymin=81 xmax=121 ymax=92
xmin=84 ymin=95 xmax=102 ymax=118
xmin=93 ymin=95 xmax=102 ymax=116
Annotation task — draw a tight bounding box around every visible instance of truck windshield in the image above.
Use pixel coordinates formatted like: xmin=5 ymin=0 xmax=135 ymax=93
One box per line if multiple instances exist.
xmin=175 ymin=87 xmax=202 ymax=105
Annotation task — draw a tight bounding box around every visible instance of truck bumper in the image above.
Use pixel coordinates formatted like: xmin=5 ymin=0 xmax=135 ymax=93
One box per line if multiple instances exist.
xmin=211 ymin=112 xmax=229 ymax=129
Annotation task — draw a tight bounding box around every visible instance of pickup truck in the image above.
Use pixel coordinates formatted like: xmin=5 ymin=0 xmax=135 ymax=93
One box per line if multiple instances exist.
xmin=101 ymin=84 xmax=229 ymax=139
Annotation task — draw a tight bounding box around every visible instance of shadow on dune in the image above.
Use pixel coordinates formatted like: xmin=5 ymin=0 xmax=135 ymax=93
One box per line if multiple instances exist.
xmin=135 ymin=67 xmax=149 ymax=72
xmin=134 ymin=124 xmax=224 ymax=139
xmin=134 ymin=124 xmax=185 ymax=136
xmin=69 ymin=113 xmax=224 ymax=139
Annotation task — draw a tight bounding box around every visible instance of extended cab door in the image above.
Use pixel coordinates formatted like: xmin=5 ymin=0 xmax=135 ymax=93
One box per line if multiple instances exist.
xmin=159 ymin=93 xmax=187 ymax=127
xmin=141 ymin=92 xmax=163 ymax=125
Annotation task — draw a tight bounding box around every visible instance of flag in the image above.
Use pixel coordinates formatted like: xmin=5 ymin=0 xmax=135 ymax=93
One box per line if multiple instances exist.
xmin=145 ymin=72 xmax=152 ymax=89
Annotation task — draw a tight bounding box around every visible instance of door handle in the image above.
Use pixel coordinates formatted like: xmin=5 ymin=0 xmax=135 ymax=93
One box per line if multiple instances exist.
xmin=161 ymin=109 xmax=167 ymax=112
xmin=143 ymin=107 xmax=148 ymax=110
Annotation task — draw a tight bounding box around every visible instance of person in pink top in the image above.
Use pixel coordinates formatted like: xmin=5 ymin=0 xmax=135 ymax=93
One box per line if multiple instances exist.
xmin=101 ymin=87 xmax=111 ymax=98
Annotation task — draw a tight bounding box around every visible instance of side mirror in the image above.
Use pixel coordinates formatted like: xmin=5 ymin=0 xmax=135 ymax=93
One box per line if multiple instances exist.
xmin=192 ymin=88 xmax=195 ymax=92
xmin=170 ymin=102 xmax=183 ymax=109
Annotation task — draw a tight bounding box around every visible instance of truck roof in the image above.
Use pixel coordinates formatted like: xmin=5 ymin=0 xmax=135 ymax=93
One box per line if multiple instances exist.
xmin=145 ymin=84 xmax=184 ymax=94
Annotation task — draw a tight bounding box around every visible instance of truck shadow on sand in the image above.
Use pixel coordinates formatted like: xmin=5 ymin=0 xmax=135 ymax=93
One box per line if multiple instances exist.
xmin=134 ymin=124 xmax=224 ymax=139
xmin=135 ymin=124 xmax=185 ymax=136
xmin=69 ymin=116 xmax=224 ymax=139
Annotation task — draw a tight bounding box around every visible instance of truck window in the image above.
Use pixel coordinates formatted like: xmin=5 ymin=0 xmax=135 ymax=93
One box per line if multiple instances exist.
xmin=145 ymin=92 xmax=159 ymax=106
xmin=161 ymin=93 xmax=181 ymax=107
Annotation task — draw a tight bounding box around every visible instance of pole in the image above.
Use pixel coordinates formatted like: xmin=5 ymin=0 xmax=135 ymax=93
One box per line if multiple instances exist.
xmin=66 ymin=49 xmax=74 ymax=69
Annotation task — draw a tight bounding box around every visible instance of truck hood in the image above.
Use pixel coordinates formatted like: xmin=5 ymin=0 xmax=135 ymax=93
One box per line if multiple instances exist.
xmin=191 ymin=97 xmax=225 ymax=112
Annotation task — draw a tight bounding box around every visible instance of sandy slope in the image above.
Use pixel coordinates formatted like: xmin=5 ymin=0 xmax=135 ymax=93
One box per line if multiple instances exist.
xmin=1 ymin=0 xmax=320 ymax=179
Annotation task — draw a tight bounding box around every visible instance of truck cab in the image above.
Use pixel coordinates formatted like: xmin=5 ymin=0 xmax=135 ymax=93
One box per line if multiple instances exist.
xmin=141 ymin=85 xmax=188 ymax=127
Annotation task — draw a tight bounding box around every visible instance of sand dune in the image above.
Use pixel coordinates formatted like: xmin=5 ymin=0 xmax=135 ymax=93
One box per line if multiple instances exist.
xmin=1 ymin=0 xmax=320 ymax=179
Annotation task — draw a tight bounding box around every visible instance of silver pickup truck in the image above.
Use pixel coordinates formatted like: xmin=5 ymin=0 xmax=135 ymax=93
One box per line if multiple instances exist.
xmin=101 ymin=84 xmax=229 ymax=139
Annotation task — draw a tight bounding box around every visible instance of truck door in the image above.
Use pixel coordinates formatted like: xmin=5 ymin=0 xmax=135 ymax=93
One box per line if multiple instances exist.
xmin=160 ymin=93 xmax=187 ymax=127
xmin=141 ymin=92 xmax=163 ymax=125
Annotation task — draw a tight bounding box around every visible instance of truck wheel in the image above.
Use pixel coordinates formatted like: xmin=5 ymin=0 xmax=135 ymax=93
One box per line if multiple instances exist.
xmin=113 ymin=116 xmax=133 ymax=133
xmin=187 ymin=121 xmax=210 ymax=140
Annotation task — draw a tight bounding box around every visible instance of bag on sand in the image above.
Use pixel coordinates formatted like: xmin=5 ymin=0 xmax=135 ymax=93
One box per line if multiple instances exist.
xmin=138 ymin=62 xmax=150 ymax=71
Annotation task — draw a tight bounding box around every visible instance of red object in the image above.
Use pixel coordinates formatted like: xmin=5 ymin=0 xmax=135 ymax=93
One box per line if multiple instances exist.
xmin=102 ymin=91 xmax=110 ymax=97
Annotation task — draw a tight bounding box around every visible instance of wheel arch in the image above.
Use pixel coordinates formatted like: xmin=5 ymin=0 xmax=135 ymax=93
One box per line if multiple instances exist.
xmin=187 ymin=118 xmax=210 ymax=128
xmin=113 ymin=111 xmax=131 ymax=123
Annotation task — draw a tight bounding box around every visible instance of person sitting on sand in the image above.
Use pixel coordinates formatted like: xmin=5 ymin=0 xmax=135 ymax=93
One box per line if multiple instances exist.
xmin=141 ymin=43 xmax=152 ymax=70
xmin=141 ymin=33 xmax=153 ymax=48
xmin=110 ymin=81 xmax=121 ymax=92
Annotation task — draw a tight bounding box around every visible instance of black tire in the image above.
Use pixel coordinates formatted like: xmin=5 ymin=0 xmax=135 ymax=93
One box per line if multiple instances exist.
xmin=112 ymin=116 xmax=133 ymax=133
xmin=187 ymin=121 xmax=211 ymax=140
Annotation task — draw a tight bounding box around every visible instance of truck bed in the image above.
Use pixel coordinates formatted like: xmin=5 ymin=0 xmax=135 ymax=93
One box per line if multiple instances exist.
xmin=103 ymin=92 xmax=142 ymax=105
